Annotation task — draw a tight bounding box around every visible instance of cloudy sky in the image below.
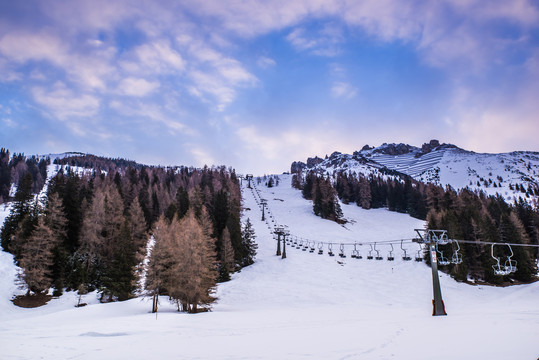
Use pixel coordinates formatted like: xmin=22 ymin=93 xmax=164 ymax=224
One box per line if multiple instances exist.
xmin=1 ymin=0 xmax=538 ymax=174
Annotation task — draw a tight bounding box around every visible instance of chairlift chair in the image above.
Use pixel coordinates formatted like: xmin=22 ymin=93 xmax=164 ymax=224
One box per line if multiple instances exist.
xmin=401 ymin=240 xmax=412 ymax=261
xmin=374 ymin=243 xmax=383 ymax=260
xmin=318 ymin=242 xmax=324 ymax=255
xmin=339 ymin=244 xmax=346 ymax=258
xmin=351 ymin=244 xmax=359 ymax=259
xmin=435 ymin=242 xmax=450 ymax=266
xmin=451 ymin=241 xmax=463 ymax=265
xmin=328 ymin=243 xmax=335 ymax=257
xmin=503 ymin=243 xmax=517 ymax=273
xmin=491 ymin=243 xmax=510 ymax=275
xmin=415 ymin=243 xmax=423 ymax=262
xmin=387 ymin=243 xmax=395 ymax=261
xmin=367 ymin=244 xmax=374 ymax=260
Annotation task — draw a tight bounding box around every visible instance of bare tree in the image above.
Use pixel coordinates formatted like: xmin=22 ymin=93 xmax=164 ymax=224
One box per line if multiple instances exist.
xmin=146 ymin=211 xmax=217 ymax=313
xmin=19 ymin=217 xmax=56 ymax=294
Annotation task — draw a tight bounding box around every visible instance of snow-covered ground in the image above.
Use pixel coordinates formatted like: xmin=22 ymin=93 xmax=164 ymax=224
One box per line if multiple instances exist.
xmin=0 ymin=175 xmax=538 ymax=359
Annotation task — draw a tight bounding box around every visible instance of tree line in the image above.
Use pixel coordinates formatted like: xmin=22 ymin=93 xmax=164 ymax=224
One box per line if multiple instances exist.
xmin=0 ymin=148 xmax=49 ymax=204
xmin=1 ymin=154 xmax=257 ymax=311
xmin=292 ymin=169 xmax=538 ymax=285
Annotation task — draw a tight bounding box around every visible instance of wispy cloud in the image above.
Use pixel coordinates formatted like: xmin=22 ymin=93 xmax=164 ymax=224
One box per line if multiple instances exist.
xmin=331 ymin=81 xmax=357 ymax=100
xmin=117 ymin=77 xmax=160 ymax=97
xmin=257 ymin=56 xmax=276 ymax=68
xmin=31 ymin=82 xmax=100 ymax=120
xmin=286 ymin=24 xmax=344 ymax=57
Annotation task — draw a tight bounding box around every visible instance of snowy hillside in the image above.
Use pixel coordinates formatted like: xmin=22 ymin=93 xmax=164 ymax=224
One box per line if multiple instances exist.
xmin=1 ymin=174 xmax=538 ymax=359
xmin=293 ymin=140 xmax=539 ymax=204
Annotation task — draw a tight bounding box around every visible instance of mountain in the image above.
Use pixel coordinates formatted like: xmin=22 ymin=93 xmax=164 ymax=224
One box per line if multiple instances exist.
xmin=291 ymin=140 xmax=539 ymax=203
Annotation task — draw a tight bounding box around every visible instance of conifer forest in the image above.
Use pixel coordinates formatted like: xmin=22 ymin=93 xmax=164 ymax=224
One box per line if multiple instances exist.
xmin=1 ymin=150 xmax=257 ymax=311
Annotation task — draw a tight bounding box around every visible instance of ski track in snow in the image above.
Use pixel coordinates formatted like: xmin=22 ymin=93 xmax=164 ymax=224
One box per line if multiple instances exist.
xmin=0 ymin=174 xmax=538 ymax=359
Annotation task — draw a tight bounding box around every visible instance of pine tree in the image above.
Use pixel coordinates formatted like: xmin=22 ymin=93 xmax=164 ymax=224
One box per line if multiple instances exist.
xmin=358 ymin=176 xmax=372 ymax=209
xmin=240 ymin=218 xmax=257 ymax=267
xmin=102 ymin=220 xmax=137 ymax=301
xmin=1 ymin=172 xmax=34 ymax=252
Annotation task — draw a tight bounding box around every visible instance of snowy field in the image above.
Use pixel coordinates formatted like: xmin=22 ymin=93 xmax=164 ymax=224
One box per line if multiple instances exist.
xmin=1 ymin=175 xmax=538 ymax=359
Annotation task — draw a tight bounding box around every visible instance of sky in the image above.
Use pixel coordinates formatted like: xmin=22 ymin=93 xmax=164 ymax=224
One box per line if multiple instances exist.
xmin=0 ymin=0 xmax=538 ymax=175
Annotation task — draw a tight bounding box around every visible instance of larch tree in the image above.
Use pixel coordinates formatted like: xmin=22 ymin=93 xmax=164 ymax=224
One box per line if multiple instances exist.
xmin=147 ymin=211 xmax=218 ymax=313
xmin=44 ymin=192 xmax=68 ymax=295
xmin=173 ymin=211 xmax=217 ymax=313
xmin=219 ymin=227 xmax=235 ymax=281
xmin=78 ymin=187 xmax=106 ymax=284
xmin=128 ymin=196 xmax=148 ymax=254
xmin=19 ymin=216 xmax=57 ymax=295
xmin=145 ymin=216 xmax=177 ymax=313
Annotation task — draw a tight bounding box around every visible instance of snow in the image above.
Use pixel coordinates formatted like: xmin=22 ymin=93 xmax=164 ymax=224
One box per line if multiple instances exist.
xmin=1 ymin=175 xmax=538 ymax=359
xmin=308 ymin=144 xmax=539 ymax=205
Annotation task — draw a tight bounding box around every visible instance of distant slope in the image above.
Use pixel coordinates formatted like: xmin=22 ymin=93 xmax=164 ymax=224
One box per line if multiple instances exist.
xmin=292 ymin=140 xmax=539 ymax=203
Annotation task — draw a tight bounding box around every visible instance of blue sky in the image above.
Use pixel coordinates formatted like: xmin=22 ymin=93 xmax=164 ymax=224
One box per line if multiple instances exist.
xmin=1 ymin=0 xmax=538 ymax=175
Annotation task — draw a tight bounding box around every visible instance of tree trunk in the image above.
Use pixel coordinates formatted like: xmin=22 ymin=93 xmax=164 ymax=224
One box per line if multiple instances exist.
xmin=152 ymin=293 xmax=158 ymax=313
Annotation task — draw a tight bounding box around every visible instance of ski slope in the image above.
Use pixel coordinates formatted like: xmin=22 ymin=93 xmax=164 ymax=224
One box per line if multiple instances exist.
xmin=0 ymin=175 xmax=538 ymax=359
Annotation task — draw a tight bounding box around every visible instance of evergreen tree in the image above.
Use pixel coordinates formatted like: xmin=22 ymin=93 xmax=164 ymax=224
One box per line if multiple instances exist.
xmin=102 ymin=220 xmax=137 ymax=301
xmin=240 ymin=218 xmax=258 ymax=267
xmin=175 ymin=186 xmax=190 ymax=220
xmin=1 ymin=172 xmax=34 ymax=252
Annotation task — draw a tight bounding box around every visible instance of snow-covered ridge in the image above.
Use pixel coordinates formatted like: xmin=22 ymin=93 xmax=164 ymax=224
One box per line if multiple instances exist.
xmin=293 ymin=140 xmax=539 ymax=203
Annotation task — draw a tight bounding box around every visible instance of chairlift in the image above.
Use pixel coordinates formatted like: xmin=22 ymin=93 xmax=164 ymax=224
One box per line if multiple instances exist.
xmin=318 ymin=242 xmax=324 ymax=255
xmin=491 ymin=243 xmax=510 ymax=276
xmin=328 ymin=243 xmax=335 ymax=257
xmin=309 ymin=242 xmax=315 ymax=253
xmin=374 ymin=242 xmax=383 ymax=260
xmin=491 ymin=243 xmax=517 ymax=275
xmin=437 ymin=232 xmax=450 ymax=245
xmin=387 ymin=243 xmax=395 ymax=261
xmin=451 ymin=241 xmax=463 ymax=265
xmin=296 ymin=239 xmax=302 ymax=250
xmin=339 ymin=244 xmax=346 ymax=258
xmin=351 ymin=244 xmax=360 ymax=259
xmin=435 ymin=241 xmax=450 ymax=266
xmin=302 ymin=239 xmax=308 ymax=251
xmin=415 ymin=243 xmax=423 ymax=262
xmin=367 ymin=244 xmax=374 ymax=260
xmin=504 ymin=243 xmax=517 ymax=273
xmin=400 ymin=240 xmax=412 ymax=261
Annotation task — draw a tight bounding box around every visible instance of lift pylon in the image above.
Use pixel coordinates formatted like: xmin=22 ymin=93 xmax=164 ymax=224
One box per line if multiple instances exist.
xmin=415 ymin=229 xmax=448 ymax=316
